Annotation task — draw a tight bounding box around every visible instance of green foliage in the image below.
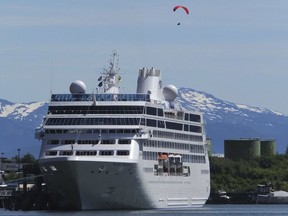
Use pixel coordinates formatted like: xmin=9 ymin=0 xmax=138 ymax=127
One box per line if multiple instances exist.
xmin=210 ymin=154 xmax=288 ymax=193
xmin=21 ymin=153 xmax=36 ymax=164
xmin=3 ymin=153 xmax=36 ymax=182
xmin=12 ymin=153 xmax=36 ymax=164
xmin=3 ymin=172 xmax=22 ymax=182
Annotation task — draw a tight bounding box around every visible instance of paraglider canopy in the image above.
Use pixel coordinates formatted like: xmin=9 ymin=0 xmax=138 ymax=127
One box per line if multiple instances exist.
xmin=173 ymin=5 xmax=189 ymax=14
xmin=173 ymin=5 xmax=189 ymax=26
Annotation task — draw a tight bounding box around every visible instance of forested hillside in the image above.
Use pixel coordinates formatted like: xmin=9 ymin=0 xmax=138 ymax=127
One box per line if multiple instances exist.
xmin=210 ymin=155 xmax=288 ymax=193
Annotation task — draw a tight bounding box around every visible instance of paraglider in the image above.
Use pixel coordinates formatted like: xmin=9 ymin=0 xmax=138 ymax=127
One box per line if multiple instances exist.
xmin=173 ymin=5 xmax=189 ymax=26
xmin=173 ymin=5 xmax=189 ymax=14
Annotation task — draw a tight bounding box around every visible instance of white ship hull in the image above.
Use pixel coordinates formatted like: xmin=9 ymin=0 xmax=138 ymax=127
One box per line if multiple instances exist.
xmin=39 ymin=156 xmax=209 ymax=210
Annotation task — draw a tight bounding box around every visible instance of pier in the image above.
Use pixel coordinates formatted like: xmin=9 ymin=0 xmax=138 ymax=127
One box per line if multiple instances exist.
xmin=0 ymin=164 xmax=49 ymax=211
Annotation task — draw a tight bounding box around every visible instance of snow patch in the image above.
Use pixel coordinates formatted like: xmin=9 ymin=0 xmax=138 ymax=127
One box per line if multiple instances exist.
xmin=0 ymin=101 xmax=46 ymax=118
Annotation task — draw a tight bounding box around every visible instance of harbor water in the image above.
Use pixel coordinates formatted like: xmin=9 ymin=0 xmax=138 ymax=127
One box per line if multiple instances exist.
xmin=1 ymin=205 xmax=288 ymax=216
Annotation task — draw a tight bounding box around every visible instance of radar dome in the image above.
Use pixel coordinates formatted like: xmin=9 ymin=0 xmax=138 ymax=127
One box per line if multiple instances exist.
xmin=70 ymin=80 xmax=86 ymax=94
xmin=163 ymin=85 xmax=178 ymax=101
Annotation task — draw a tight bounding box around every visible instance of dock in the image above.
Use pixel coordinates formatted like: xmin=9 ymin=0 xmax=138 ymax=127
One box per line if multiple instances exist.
xmin=0 ymin=164 xmax=50 ymax=211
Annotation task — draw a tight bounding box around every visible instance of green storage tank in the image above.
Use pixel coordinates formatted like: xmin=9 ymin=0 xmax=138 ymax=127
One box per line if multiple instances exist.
xmin=261 ymin=140 xmax=276 ymax=157
xmin=224 ymin=138 xmax=261 ymax=160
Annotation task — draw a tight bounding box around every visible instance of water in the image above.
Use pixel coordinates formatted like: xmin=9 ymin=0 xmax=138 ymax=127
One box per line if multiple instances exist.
xmin=1 ymin=205 xmax=288 ymax=216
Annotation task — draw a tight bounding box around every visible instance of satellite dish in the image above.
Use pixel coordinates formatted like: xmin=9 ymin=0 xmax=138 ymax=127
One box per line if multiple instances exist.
xmin=70 ymin=80 xmax=86 ymax=94
xmin=163 ymin=85 xmax=178 ymax=101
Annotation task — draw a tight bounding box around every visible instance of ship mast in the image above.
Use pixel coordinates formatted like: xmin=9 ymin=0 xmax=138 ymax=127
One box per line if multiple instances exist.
xmin=97 ymin=51 xmax=121 ymax=93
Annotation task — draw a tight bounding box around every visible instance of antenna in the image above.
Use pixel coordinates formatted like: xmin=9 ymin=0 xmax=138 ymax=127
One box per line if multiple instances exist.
xmin=50 ymin=70 xmax=53 ymax=96
xmin=97 ymin=51 xmax=121 ymax=94
xmin=49 ymin=57 xmax=54 ymax=99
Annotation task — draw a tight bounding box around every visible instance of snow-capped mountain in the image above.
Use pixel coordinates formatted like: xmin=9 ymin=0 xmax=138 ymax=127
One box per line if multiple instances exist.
xmin=0 ymin=99 xmax=48 ymax=157
xmin=178 ymin=88 xmax=288 ymax=153
xmin=0 ymin=99 xmax=46 ymax=120
xmin=1 ymin=88 xmax=288 ymax=157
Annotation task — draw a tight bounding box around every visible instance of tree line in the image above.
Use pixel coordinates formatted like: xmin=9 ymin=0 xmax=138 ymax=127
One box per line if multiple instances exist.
xmin=210 ymin=154 xmax=288 ymax=193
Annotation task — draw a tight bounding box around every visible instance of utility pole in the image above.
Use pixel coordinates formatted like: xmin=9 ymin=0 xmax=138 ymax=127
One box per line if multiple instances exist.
xmin=17 ymin=148 xmax=21 ymax=171
xmin=0 ymin=153 xmax=3 ymax=171
xmin=0 ymin=152 xmax=4 ymax=183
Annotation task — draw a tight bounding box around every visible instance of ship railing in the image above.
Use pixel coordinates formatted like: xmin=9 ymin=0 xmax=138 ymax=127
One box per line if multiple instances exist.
xmin=51 ymin=93 xmax=151 ymax=102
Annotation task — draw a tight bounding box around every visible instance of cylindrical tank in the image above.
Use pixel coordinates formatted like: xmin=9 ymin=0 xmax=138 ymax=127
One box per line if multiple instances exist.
xmin=260 ymin=140 xmax=276 ymax=157
xmin=224 ymin=138 xmax=261 ymax=160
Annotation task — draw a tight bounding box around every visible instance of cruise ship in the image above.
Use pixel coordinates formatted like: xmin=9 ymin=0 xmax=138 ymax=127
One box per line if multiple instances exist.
xmin=35 ymin=52 xmax=210 ymax=210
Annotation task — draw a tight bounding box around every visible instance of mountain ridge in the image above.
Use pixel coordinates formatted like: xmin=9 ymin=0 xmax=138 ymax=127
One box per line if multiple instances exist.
xmin=178 ymin=87 xmax=288 ymax=153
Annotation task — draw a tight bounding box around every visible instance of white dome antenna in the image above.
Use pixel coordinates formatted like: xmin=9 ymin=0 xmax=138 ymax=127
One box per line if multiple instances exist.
xmin=163 ymin=85 xmax=178 ymax=101
xmin=70 ymin=80 xmax=87 ymax=94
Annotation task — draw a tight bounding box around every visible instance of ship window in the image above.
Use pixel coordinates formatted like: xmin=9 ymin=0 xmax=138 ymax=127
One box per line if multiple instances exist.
xmin=48 ymin=105 xmax=145 ymax=115
xmin=45 ymin=151 xmax=57 ymax=156
xmin=190 ymin=114 xmax=201 ymax=122
xmin=158 ymin=120 xmax=165 ymax=128
xmin=189 ymin=125 xmax=202 ymax=133
xmin=46 ymin=118 xmax=53 ymax=125
xmin=59 ymin=151 xmax=73 ymax=156
xmin=158 ymin=109 xmax=164 ymax=117
xmin=78 ymin=140 xmax=99 ymax=145
xmin=147 ymin=119 xmax=157 ymax=127
xmin=61 ymin=140 xmax=75 ymax=144
xmin=116 ymin=150 xmax=130 ymax=156
xmin=118 ymin=139 xmax=131 ymax=144
xmin=62 ymin=129 xmax=69 ymax=133
xmin=47 ymin=140 xmax=59 ymax=145
xmin=146 ymin=107 xmax=157 ymax=116
xmin=101 ymin=140 xmax=115 ymax=144
xmin=99 ymin=150 xmax=114 ymax=156
xmin=46 ymin=118 xmax=141 ymax=126
xmin=184 ymin=125 xmax=188 ymax=131
xmin=76 ymin=151 xmax=97 ymax=156
xmin=185 ymin=113 xmax=189 ymax=121
xmin=116 ymin=129 xmax=124 ymax=133
xmin=166 ymin=122 xmax=183 ymax=131
xmin=190 ymin=145 xmax=205 ymax=154
xmin=101 ymin=129 xmax=108 ymax=133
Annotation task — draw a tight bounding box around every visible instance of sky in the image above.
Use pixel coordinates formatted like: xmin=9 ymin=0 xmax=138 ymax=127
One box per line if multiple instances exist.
xmin=1 ymin=0 xmax=288 ymax=114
